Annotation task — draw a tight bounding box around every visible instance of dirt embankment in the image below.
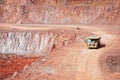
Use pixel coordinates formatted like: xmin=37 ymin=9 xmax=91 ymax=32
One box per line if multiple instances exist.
xmin=0 ymin=25 xmax=92 ymax=79
xmin=0 ymin=26 xmax=91 ymax=56
xmin=0 ymin=25 xmax=119 ymax=80
xmin=0 ymin=54 xmax=39 ymax=80
xmin=99 ymin=35 xmax=120 ymax=80
xmin=0 ymin=0 xmax=120 ymax=24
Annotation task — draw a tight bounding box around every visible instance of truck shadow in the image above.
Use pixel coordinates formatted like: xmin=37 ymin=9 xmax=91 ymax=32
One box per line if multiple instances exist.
xmin=100 ymin=43 xmax=106 ymax=48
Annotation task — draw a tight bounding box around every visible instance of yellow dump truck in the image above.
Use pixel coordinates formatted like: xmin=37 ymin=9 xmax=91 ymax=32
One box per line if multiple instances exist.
xmin=85 ymin=36 xmax=101 ymax=49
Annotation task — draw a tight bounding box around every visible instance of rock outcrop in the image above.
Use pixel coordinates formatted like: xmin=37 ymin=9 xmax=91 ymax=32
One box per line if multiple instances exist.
xmin=0 ymin=28 xmax=91 ymax=56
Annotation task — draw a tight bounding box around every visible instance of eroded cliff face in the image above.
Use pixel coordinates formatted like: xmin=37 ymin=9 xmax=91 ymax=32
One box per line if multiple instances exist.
xmin=0 ymin=29 xmax=91 ymax=56
xmin=0 ymin=0 xmax=120 ymax=24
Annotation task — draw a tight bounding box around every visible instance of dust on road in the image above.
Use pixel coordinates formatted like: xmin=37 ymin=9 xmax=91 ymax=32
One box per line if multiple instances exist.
xmin=0 ymin=25 xmax=120 ymax=80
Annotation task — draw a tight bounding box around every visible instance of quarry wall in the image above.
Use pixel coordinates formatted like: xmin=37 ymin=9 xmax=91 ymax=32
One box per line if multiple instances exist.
xmin=0 ymin=0 xmax=120 ymax=24
xmin=0 ymin=29 xmax=91 ymax=56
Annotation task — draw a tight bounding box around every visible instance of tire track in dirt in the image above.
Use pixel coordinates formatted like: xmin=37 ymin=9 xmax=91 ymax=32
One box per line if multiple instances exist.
xmin=76 ymin=26 xmax=115 ymax=80
xmin=4 ymin=25 xmax=117 ymax=80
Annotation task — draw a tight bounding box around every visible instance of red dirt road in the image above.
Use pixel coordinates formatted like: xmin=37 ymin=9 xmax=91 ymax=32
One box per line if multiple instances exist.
xmin=0 ymin=25 xmax=120 ymax=80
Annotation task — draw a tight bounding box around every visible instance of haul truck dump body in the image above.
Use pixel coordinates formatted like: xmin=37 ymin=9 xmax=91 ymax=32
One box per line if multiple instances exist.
xmin=85 ymin=36 xmax=101 ymax=49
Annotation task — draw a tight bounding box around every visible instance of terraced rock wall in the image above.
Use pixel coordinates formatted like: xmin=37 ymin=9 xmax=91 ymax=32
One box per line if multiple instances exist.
xmin=0 ymin=0 xmax=120 ymax=24
xmin=0 ymin=29 xmax=91 ymax=56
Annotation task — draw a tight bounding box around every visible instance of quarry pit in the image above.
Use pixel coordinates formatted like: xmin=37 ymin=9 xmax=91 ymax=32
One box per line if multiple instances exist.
xmin=0 ymin=24 xmax=119 ymax=80
xmin=0 ymin=0 xmax=120 ymax=80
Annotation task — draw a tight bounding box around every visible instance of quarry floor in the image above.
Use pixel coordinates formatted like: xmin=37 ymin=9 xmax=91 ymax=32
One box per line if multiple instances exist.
xmin=0 ymin=24 xmax=120 ymax=80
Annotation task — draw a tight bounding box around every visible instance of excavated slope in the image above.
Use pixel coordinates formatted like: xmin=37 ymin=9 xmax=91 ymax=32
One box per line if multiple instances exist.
xmin=0 ymin=0 xmax=120 ymax=24
xmin=0 ymin=25 xmax=91 ymax=56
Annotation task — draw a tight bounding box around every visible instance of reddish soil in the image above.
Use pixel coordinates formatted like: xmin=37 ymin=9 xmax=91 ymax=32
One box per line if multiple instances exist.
xmin=0 ymin=0 xmax=120 ymax=24
xmin=0 ymin=54 xmax=39 ymax=79
xmin=0 ymin=24 xmax=119 ymax=80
